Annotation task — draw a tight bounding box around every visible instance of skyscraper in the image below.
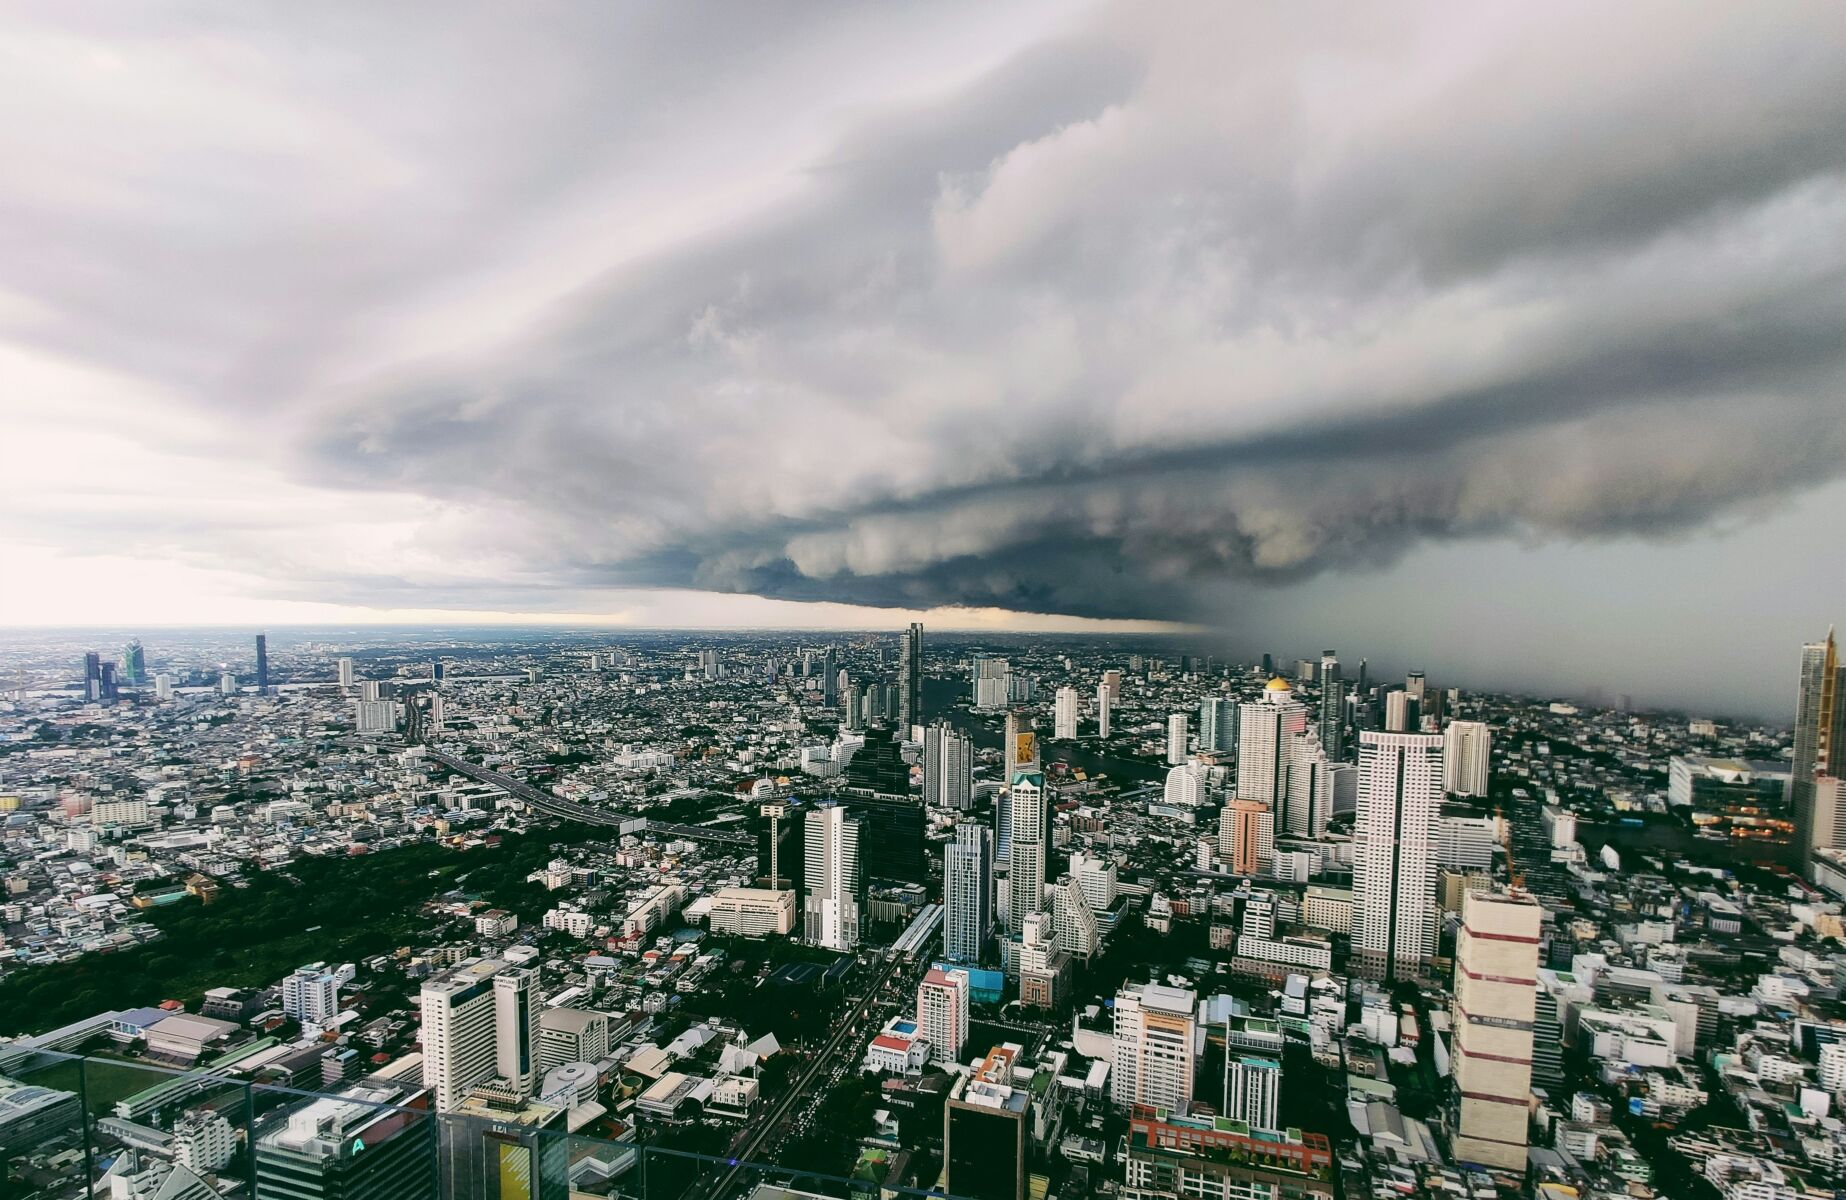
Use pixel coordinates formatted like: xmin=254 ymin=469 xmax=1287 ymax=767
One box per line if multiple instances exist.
xmin=1051 ymin=873 xmax=1098 ymax=959
xmin=1451 ymin=890 xmax=1541 ymax=1170
xmin=899 ymin=622 xmax=924 ymax=732
xmin=1354 ymin=730 xmax=1445 ymax=981
xmin=822 ymin=645 xmax=838 ymax=705
xmin=757 ymin=802 xmax=803 ymax=896
xmin=918 ymin=968 xmax=970 ymax=1064
xmin=1198 ymin=695 xmax=1237 ymax=753
xmin=83 ymin=650 xmax=101 ymax=701
xmin=1236 ymin=679 xmax=1308 ymax=805
xmin=1111 ymin=983 xmax=1197 ymax=1111
xmin=1443 ymin=720 xmax=1493 ymax=797
xmin=1384 ymin=690 xmax=1412 ymax=733
xmin=418 ymin=958 xmax=539 ymax=1112
xmin=1224 ymin=1055 xmax=1281 ymax=1131
xmin=1285 ymin=733 xmax=1344 ymax=837
xmin=121 ymin=640 xmax=146 ymax=686
xmin=1003 ymin=709 xmax=1039 ymax=773
xmin=925 ymin=723 xmax=974 ymax=810
xmin=803 ymin=803 xmax=863 ymax=951
xmin=944 ymin=823 xmax=994 ymax=965
xmin=1096 ymin=680 xmax=1113 ymax=739
xmin=1006 ymin=771 xmax=1048 ymax=933
xmin=1794 ymin=630 xmax=1846 ymax=866
xmin=255 ymin=633 xmax=269 ymax=693
xmin=1166 ymin=713 xmax=1189 ymax=765
xmin=1318 ymin=650 xmax=1346 ymax=761
xmin=1054 ymin=686 xmax=1079 ymax=740
xmin=1219 ymin=799 xmax=1273 ymax=876
xmin=337 ymin=657 xmax=354 ymax=688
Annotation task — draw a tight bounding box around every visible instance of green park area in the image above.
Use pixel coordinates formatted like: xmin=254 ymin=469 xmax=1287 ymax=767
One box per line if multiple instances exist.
xmin=0 ymin=826 xmax=607 ymax=1036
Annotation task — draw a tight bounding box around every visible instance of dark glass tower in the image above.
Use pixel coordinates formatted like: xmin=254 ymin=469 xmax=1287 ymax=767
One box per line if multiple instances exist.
xmin=255 ymin=633 xmax=269 ymax=693
xmin=898 ymin=622 xmax=923 ymax=731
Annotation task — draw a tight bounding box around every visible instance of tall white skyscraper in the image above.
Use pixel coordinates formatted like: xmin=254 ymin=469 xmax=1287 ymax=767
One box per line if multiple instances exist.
xmin=1224 ymin=1055 xmax=1281 ymax=1131
xmin=1051 ymin=874 xmax=1098 ymax=959
xmin=1452 ymin=890 xmax=1541 ymax=1170
xmin=1054 ymin=687 xmax=1079 ymax=740
xmin=419 ymin=958 xmax=540 ymax=1112
xmin=943 ymin=823 xmax=994 ymax=965
xmin=1354 ymin=730 xmax=1445 ymax=981
xmin=803 ymin=803 xmax=862 ymax=951
xmin=917 ymin=968 xmax=970 ymax=1064
xmin=1444 ymin=720 xmax=1493 ymax=797
xmin=336 ymin=657 xmax=354 ymax=688
xmin=925 ymin=723 xmax=973 ymax=810
xmin=1198 ymin=696 xmax=1237 ymax=753
xmin=1385 ymin=690 xmax=1412 ymax=732
xmin=1096 ymin=681 xmax=1113 ymax=739
xmin=1236 ymin=679 xmax=1308 ymax=805
xmin=1794 ymin=630 xmax=1845 ymax=867
xmin=1285 ymin=733 xmax=1337 ymax=837
xmin=1006 ymin=771 xmax=1048 ymax=933
xmin=1166 ymin=713 xmax=1189 ymax=765
xmin=1111 ymin=983 xmax=1198 ymax=1111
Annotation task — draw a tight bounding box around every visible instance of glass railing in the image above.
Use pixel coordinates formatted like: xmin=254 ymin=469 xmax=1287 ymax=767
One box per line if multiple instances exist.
xmin=0 ymin=1046 xmax=964 ymax=1200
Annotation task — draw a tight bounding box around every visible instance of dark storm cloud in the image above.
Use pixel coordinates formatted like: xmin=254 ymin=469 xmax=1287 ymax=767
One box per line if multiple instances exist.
xmin=289 ymin=2 xmax=1846 ymax=622
xmin=5 ymin=1 xmax=1846 ymax=640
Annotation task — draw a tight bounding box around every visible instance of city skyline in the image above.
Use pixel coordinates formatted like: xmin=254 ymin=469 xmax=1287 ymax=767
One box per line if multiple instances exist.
xmin=3 ymin=4 xmax=1846 ymax=716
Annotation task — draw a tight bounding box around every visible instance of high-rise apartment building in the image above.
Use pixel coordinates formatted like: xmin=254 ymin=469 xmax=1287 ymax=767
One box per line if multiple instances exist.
xmin=1237 ymin=679 xmax=1308 ymax=805
xmin=1224 ymin=1055 xmax=1281 ymax=1131
xmin=1054 ymin=687 xmax=1079 ymax=740
xmin=803 ymin=803 xmax=863 ymax=951
xmin=944 ymin=823 xmax=994 ymax=965
xmin=336 ymin=657 xmax=354 ymax=688
xmin=918 ymin=968 xmax=970 ymax=1064
xmin=925 ymin=723 xmax=974 ymax=810
xmin=255 ymin=633 xmax=269 ymax=694
xmin=1284 ymin=733 xmax=1343 ymax=837
xmin=1111 ymin=983 xmax=1198 ymax=1111
xmin=418 ymin=958 xmax=540 ymax=1112
xmin=1219 ymin=799 xmax=1273 ymax=876
xmin=1354 ymin=730 xmax=1445 ymax=981
xmin=1384 ymin=690 xmax=1412 ymax=733
xmin=1444 ymin=720 xmax=1493 ymax=797
xmin=1198 ymin=696 xmax=1237 ymax=754
xmin=1051 ymin=874 xmax=1098 ymax=959
xmin=1451 ymin=890 xmax=1541 ymax=1170
xmin=1070 ymin=851 xmax=1118 ymax=912
xmin=282 ymin=962 xmax=349 ymax=1033
xmin=1166 ymin=713 xmax=1189 ymax=765
xmin=1096 ymin=681 xmax=1113 ymax=739
xmin=1006 ymin=772 xmax=1048 ymax=932
xmin=1794 ymin=630 xmax=1846 ymax=865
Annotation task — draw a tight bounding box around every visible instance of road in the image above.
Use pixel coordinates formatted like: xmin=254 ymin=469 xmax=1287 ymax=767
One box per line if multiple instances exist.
xmin=706 ymin=952 xmax=916 ymax=1200
xmin=423 ymin=750 xmax=753 ymax=847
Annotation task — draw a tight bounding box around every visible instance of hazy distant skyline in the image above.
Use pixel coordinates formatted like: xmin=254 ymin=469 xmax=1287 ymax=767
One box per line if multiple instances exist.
xmin=4 ymin=2 xmax=1845 ymax=715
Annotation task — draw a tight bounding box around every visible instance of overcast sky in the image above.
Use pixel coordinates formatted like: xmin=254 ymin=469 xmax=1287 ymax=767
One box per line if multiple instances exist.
xmin=4 ymin=2 xmax=1844 ymax=716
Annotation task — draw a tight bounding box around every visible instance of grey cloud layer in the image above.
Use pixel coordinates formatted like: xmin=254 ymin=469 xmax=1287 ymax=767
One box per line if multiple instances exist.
xmin=7 ymin=1 xmax=1846 ymax=626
